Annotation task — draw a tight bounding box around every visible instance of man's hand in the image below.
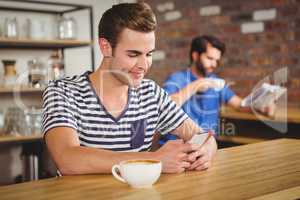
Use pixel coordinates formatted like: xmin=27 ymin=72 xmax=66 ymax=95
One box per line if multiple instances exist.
xmin=257 ymin=101 xmax=276 ymax=118
xmin=193 ymin=79 xmax=216 ymax=93
xmin=155 ymin=140 xmax=193 ymax=173
xmin=186 ymin=136 xmax=217 ymax=171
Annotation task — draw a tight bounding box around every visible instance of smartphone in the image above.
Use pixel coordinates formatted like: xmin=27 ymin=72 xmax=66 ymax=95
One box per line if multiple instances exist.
xmin=188 ymin=132 xmax=212 ymax=146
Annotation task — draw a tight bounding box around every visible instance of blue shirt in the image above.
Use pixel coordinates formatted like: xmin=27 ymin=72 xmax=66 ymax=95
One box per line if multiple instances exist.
xmin=159 ymin=69 xmax=235 ymax=145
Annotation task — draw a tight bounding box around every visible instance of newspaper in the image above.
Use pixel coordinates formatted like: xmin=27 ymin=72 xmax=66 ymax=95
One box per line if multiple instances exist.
xmin=241 ymin=83 xmax=286 ymax=109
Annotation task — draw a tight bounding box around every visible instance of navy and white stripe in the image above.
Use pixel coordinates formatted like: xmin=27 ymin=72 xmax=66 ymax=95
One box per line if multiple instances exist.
xmin=42 ymin=71 xmax=188 ymax=152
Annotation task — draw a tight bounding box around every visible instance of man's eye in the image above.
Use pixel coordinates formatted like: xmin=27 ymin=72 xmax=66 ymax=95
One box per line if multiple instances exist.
xmin=146 ymin=53 xmax=153 ymax=57
xmin=128 ymin=54 xmax=138 ymax=57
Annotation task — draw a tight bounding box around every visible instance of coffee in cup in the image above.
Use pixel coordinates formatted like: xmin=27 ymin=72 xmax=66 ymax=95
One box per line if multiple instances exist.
xmin=112 ymin=159 xmax=162 ymax=188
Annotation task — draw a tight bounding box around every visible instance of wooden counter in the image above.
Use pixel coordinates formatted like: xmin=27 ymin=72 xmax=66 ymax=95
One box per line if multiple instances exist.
xmin=220 ymin=106 xmax=300 ymax=124
xmin=0 ymin=134 xmax=42 ymax=144
xmin=0 ymin=139 xmax=299 ymax=200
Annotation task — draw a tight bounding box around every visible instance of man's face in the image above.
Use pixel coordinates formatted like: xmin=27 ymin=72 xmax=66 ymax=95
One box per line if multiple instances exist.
xmin=195 ymin=44 xmax=222 ymax=75
xmin=109 ymin=28 xmax=155 ymax=88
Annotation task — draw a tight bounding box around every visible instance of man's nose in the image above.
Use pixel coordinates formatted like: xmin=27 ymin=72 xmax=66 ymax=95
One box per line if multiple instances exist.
xmin=212 ymin=61 xmax=217 ymax=68
xmin=137 ymin=56 xmax=149 ymax=70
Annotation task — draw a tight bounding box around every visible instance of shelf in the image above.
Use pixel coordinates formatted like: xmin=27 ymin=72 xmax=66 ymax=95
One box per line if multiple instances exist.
xmin=0 ymin=85 xmax=45 ymax=94
xmin=0 ymin=134 xmax=42 ymax=144
xmin=0 ymin=0 xmax=95 ymax=69
xmin=0 ymin=0 xmax=91 ymax=14
xmin=0 ymin=37 xmax=92 ymax=49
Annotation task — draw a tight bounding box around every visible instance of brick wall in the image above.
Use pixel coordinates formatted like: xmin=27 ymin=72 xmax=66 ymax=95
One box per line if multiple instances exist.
xmin=143 ymin=0 xmax=300 ymax=107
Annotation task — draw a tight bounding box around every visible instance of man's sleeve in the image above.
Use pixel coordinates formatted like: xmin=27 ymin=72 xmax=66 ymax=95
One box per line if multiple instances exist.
xmin=42 ymin=81 xmax=78 ymax=136
xmin=154 ymin=83 xmax=188 ymax=135
xmin=163 ymin=73 xmax=185 ymax=95
xmin=221 ymin=85 xmax=236 ymax=104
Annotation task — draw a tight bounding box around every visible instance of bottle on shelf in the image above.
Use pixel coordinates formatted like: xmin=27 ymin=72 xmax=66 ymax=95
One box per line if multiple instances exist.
xmin=47 ymin=50 xmax=65 ymax=80
xmin=24 ymin=107 xmax=42 ymax=135
xmin=27 ymin=58 xmax=47 ymax=88
xmin=26 ymin=18 xmax=46 ymax=40
xmin=57 ymin=16 xmax=77 ymax=40
xmin=3 ymin=107 xmax=28 ymax=136
xmin=2 ymin=59 xmax=17 ymax=86
xmin=4 ymin=17 xmax=19 ymax=39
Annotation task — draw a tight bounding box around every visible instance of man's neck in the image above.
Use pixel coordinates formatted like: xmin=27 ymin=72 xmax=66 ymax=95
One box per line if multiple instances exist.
xmin=90 ymin=59 xmax=128 ymax=97
xmin=90 ymin=59 xmax=129 ymax=119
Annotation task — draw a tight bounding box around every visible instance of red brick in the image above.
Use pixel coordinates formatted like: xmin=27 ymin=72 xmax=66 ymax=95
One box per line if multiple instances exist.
xmin=222 ymin=25 xmax=240 ymax=34
xmin=253 ymin=57 xmax=273 ymax=66
xmin=240 ymin=35 xmax=258 ymax=43
xmin=294 ymin=43 xmax=300 ymax=52
xmin=264 ymin=32 xmax=279 ymax=42
xmin=296 ymin=32 xmax=300 ymax=40
xmin=272 ymin=0 xmax=289 ymax=6
xmin=265 ymin=21 xmax=289 ymax=31
xmin=226 ymin=47 xmax=241 ymax=56
xmin=280 ymin=6 xmax=299 ymax=17
xmin=288 ymin=90 xmax=300 ymax=103
xmin=280 ymin=44 xmax=289 ymax=53
xmin=222 ymin=4 xmax=242 ymax=13
xmin=210 ymin=16 xmax=231 ymax=25
xmin=226 ymin=58 xmax=247 ymax=67
xmin=231 ymin=13 xmax=252 ymax=23
xmin=290 ymin=78 xmax=300 ymax=89
xmin=269 ymin=45 xmax=281 ymax=53
xmin=183 ymin=7 xmax=199 ymax=18
xmin=285 ymin=31 xmax=295 ymax=41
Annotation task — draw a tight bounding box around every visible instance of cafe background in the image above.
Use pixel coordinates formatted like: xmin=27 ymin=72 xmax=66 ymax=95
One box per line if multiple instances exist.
xmin=0 ymin=0 xmax=299 ymax=185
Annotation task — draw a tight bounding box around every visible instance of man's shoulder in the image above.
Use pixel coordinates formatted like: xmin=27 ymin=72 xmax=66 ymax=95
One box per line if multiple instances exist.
xmin=138 ymin=79 xmax=167 ymax=96
xmin=164 ymin=69 xmax=191 ymax=86
xmin=169 ymin=69 xmax=190 ymax=78
xmin=45 ymin=71 xmax=90 ymax=94
xmin=139 ymin=79 xmax=158 ymax=91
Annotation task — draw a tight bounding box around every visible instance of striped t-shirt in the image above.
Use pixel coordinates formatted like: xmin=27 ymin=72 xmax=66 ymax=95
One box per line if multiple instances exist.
xmin=42 ymin=71 xmax=188 ymax=152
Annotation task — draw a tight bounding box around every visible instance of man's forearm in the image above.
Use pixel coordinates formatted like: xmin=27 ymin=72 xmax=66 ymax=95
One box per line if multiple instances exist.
xmin=56 ymin=146 xmax=156 ymax=175
xmin=170 ymin=82 xmax=199 ymax=107
xmin=173 ymin=118 xmax=204 ymax=142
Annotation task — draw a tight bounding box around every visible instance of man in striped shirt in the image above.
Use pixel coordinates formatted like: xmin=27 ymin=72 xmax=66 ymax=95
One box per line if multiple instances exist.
xmin=42 ymin=2 xmax=217 ymax=175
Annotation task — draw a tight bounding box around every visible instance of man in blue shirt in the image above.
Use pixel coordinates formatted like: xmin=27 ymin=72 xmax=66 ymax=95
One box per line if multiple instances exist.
xmin=159 ymin=35 xmax=274 ymax=145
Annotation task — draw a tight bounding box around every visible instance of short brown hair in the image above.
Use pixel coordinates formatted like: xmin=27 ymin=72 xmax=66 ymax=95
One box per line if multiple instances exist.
xmin=98 ymin=2 xmax=156 ymax=49
xmin=189 ymin=35 xmax=226 ymax=64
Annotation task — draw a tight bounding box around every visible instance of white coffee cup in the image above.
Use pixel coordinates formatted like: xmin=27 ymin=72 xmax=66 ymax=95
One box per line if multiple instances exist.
xmin=205 ymin=78 xmax=225 ymax=91
xmin=112 ymin=159 xmax=162 ymax=188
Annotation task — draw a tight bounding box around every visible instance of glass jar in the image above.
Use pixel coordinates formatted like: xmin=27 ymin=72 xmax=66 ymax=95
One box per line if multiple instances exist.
xmin=28 ymin=58 xmax=47 ymax=88
xmin=4 ymin=17 xmax=19 ymax=38
xmin=2 ymin=59 xmax=17 ymax=86
xmin=58 ymin=17 xmax=77 ymax=39
xmin=47 ymin=50 xmax=65 ymax=80
xmin=24 ymin=107 xmax=42 ymax=135
xmin=3 ymin=107 xmax=29 ymax=136
xmin=27 ymin=18 xmax=46 ymax=40
xmin=0 ymin=109 xmax=5 ymax=135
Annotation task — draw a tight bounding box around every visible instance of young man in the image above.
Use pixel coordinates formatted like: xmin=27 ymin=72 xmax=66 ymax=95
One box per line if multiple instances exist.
xmin=42 ymin=3 xmax=217 ymax=175
xmin=159 ymin=35 xmax=274 ymax=145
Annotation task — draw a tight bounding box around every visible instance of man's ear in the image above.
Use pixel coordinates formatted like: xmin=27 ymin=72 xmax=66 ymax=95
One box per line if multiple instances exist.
xmin=191 ymin=51 xmax=199 ymax=63
xmin=99 ymin=38 xmax=113 ymax=58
